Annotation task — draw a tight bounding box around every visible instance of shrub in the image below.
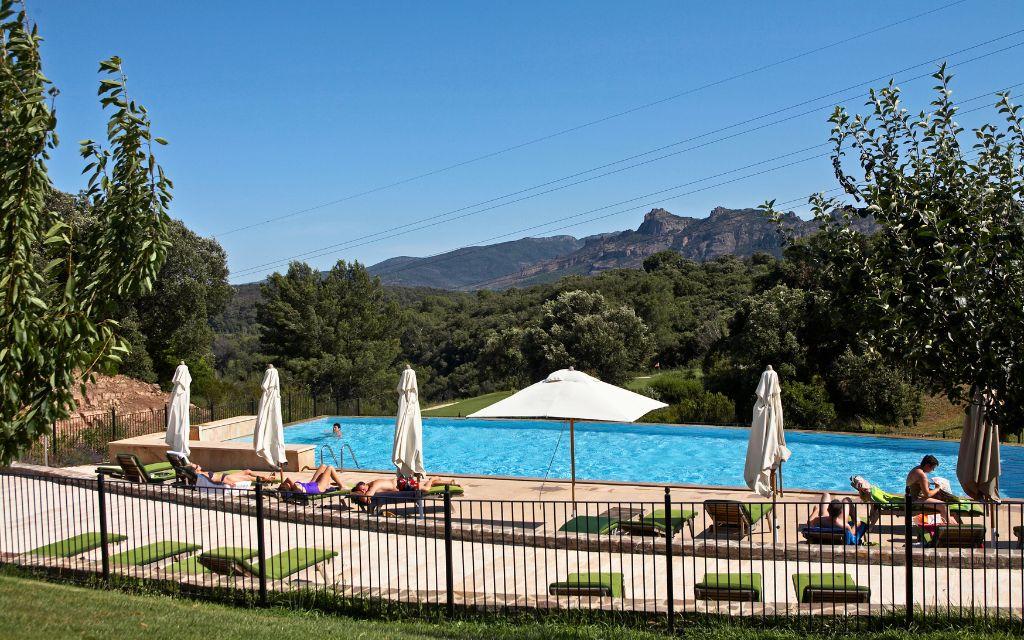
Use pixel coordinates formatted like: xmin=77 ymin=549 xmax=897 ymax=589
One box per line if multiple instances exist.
xmin=784 ymin=377 xmax=838 ymax=429
xmin=648 ymin=376 xmax=703 ymax=405
xmin=678 ymin=391 xmax=736 ymax=424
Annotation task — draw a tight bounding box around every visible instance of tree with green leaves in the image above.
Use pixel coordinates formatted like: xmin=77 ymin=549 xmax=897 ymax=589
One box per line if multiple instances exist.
xmin=257 ymin=261 xmax=401 ymax=400
xmin=763 ymin=67 xmax=1024 ymax=436
xmin=0 ymin=0 xmax=171 ymax=463
xmin=521 ymin=289 xmax=654 ymax=384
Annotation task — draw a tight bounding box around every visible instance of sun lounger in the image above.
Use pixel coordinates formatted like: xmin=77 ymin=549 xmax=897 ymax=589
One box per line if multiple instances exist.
xmin=800 ymin=526 xmax=848 ymax=545
xmin=865 ymin=486 xmax=983 ymax=518
xmin=116 ymin=453 xmax=176 ymax=484
xmin=28 ymin=532 xmax=128 ymax=558
xmin=618 ymin=509 xmax=697 ymax=538
xmin=695 ymin=572 xmax=762 ymax=602
xmin=704 ymin=500 xmax=772 ymax=538
xmin=97 ymin=459 xmax=173 ymax=481
xmin=352 ymin=490 xmax=429 ymax=517
xmin=558 ymin=515 xmax=620 ymax=534
xmin=793 ymin=573 xmax=870 ymax=604
xmin=166 ymin=547 xmax=257 ymax=575
xmin=275 ymin=486 xmax=350 ymax=507
xmin=918 ymin=523 xmax=986 ymax=548
xmin=199 ymin=547 xmax=337 ymax=580
xmin=110 ymin=541 xmax=202 ymax=566
xmin=548 ymin=572 xmax=623 ymax=598
xmin=425 ymin=483 xmax=464 ymax=497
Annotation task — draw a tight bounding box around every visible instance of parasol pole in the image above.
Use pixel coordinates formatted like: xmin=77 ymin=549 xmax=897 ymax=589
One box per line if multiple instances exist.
xmin=569 ymin=418 xmax=576 ymax=504
xmin=770 ymin=468 xmax=778 ymax=543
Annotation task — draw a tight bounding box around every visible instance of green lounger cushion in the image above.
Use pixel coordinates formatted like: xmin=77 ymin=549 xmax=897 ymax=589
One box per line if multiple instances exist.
xmin=110 ymin=541 xmax=202 ymax=566
xmin=165 ymin=557 xmax=209 ymax=575
xmin=620 ymin=509 xmax=697 ymax=535
xmin=558 ymin=516 xmax=618 ymax=534
xmin=869 ymin=487 xmax=983 ymax=517
xmin=96 ymin=461 xmax=173 ymax=478
xmin=742 ymin=503 xmax=773 ymax=522
xmin=30 ymin=532 xmax=128 ymax=558
xmin=426 ymin=484 xmax=464 ymax=496
xmin=549 ymin=572 xmax=623 ymax=598
xmin=793 ymin=573 xmax=870 ymax=603
xmin=201 ymin=547 xmax=337 ymax=580
xmin=696 ymin=573 xmax=762 ymax=601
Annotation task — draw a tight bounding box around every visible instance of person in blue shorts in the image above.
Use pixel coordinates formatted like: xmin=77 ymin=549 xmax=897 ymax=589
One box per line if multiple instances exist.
xmin=805 ymin=492 xmax=868 ymax=545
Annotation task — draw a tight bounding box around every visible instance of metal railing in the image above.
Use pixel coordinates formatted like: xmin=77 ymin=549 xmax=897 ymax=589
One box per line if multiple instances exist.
xmin=0 ymin=468 xmax=1022 ymax=631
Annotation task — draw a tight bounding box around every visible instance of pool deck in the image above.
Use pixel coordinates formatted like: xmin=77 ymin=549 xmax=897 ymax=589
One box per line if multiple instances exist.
xmin=5 ymin=462 xmax=1023 ymax=617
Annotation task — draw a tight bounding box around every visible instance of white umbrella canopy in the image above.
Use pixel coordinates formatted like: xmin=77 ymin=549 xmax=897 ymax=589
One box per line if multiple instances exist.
xmin=253 ymin=364 xmax=286 ymax=470
xmin=957 ymin=390 xmax=1000 ymax=502
xmin=164 ymin=362 xmax=191 ymax=457
xmin=744 ymin=365 xmax=791 ymax=498
xmin=393 ymin=365 xmax=425 ymax=478
xmin=470 ymin=367 xmax=667 ymax=500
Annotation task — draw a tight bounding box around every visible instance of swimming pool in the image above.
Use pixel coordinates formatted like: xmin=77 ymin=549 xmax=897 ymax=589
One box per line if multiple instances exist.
xmin=267 ymin=416 xmax=1024 ymax=497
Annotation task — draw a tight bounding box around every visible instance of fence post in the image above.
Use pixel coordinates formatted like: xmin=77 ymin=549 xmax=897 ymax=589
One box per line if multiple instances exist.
xmin=209 ymin=399 xmax=215 ymax=422
xmin=443 ymin=486 xmax=454 ymax=618
xmin=664 ymin=486 xmax=675 ymax=634
xmin=904 ymin=490 xmax=914 ymax=627
xmin=255 ymin=481 xmax=268 ymax=606
xmin=110 ymin=407 xmax=118 ymax=442
xmin=356 ymin=397 xmax=361 ymax=416
xmin=97 ymin=472 xmax=110 ymax=584
xmin=287 ymin=392 xmax=292 ymax=423
xmin=313 ymin=393 xmax=318 ymax=416
xmin=49 ymin=431 xmax=57 ymax=465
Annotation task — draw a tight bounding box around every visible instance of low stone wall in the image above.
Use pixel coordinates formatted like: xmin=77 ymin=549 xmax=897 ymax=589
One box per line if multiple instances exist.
xmin=190 ymin=415 xmax=257 ymax=442
xmin=106 ymin=432 xmax=316 ymax=472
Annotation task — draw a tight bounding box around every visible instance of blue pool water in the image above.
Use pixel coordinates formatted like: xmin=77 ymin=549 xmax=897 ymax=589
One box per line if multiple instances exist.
xmin=262 ymin=417 xmax=1024 ymax=497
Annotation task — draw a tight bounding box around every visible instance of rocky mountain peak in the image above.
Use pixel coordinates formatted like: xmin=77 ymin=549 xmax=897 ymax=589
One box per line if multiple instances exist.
xmin=636 ymin=208 xmax=692 ymax=236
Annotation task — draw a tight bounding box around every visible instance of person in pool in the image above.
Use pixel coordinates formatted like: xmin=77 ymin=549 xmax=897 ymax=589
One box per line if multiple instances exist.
xmin=805 ymin=492 xmax=868 ymax=545
xmin=332 ymin=423 xmax=342 ymax=438
xmin=351 ymin=475 xmax=457 ymax=504
xmin=906 ymin=454 xmax=952 ymax=523
xmin=279 ymin=464 xmax=346 ymax=495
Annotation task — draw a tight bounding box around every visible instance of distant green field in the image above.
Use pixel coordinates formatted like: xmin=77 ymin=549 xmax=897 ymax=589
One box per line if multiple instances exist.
xmin=422 ymin=390 xmax=515 ymax=417
xmin=624 ymin=368 xmax=702 ymax=393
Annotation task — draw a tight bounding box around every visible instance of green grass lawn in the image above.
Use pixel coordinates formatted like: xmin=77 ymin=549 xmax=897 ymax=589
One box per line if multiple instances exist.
xmin=0 ymin=574 xmax=1019 ymax=640
xmin=422 ymin=390 xmax=514 ymax=417
xmin=624 ymin=368 xmax=701 ymax=394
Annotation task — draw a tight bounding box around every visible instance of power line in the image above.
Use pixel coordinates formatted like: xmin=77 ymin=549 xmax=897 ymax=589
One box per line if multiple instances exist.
xmin=230 ymin=40 xmax=1024 ymax=279
xmin=216 ymin=1 xmax=969 ymax=237
xmin=362 ymin=100 xmax=1011 ymax=291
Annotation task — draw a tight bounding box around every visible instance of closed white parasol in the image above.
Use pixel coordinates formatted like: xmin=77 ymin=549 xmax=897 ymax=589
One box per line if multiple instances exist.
xmin=393 ymin=365 xmax=425 ymax=478
xmin=253 ymin=364 xmax=286 ymax=471
xmin=164 ymin=362 xmax=191 ymax=457
xmin=957 ymin=389 xmax=1001 ymax=543
xmin=469 ymin=367 xmax=667 ymax=501
xmin=744 ymin=365 xmax=791 ymax=498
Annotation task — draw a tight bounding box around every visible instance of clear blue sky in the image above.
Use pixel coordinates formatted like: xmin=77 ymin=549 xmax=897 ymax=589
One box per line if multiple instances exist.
xmin=31 ymin=1 xmax=1024 ymax=283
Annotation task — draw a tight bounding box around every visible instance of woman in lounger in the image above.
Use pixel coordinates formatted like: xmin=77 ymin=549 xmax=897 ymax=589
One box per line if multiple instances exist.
xmin=187 ymin=463 xmax=274 ymax=488
xmin=279 ymin=464 xmax=346 ymax=495
xmin=805 ymin=492 xmax=868 ymax=545
xmin=351 ymin=475 xmax=456 ymax=504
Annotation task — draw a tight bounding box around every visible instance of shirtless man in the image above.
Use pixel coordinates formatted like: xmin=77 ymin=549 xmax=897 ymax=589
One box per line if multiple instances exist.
xmin=906 ymin=455 xmax=953 ymax=523
xmin=351 ymin=475 xmax=457 ymax=504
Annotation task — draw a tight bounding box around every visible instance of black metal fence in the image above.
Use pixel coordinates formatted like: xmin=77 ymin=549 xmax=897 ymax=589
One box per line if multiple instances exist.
xmin=1 ymin=468 xmax=1022 ymax=631
xmin=19 ymin=392 xmax=389 ymax=468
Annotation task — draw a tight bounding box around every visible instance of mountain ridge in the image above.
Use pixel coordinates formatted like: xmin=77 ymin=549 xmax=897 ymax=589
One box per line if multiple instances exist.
xmin=366 ymin=206 xmax=856 ymax=290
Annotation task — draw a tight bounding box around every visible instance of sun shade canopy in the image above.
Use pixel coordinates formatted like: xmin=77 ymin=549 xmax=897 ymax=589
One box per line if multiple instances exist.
xmin=468 ymin=368 xmax=666 ymax=422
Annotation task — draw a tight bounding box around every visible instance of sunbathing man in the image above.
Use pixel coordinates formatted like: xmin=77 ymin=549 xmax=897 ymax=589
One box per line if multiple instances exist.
xmin=805 ymin=492 xmax=867 ymax=545
xmin=279 ymin=464 xmax=346 ymax=495
xmin=906 ymin=454 xmax=953 ymax=523
xmin=351 ymin=475 xmax=457 ymax=504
